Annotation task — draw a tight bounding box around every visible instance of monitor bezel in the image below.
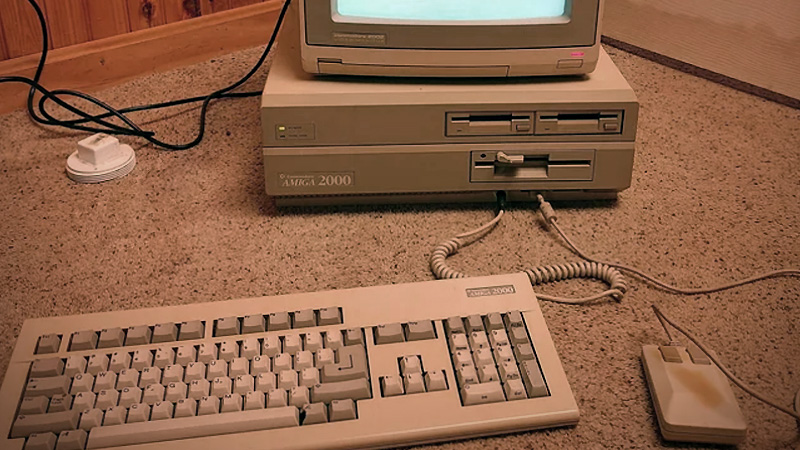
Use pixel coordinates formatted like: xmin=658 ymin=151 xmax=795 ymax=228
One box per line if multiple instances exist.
xmin=304 ymin=0 xmax=600 ymax=50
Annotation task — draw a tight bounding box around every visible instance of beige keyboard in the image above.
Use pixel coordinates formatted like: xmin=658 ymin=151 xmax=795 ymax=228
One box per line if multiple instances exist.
xmin=0 ymin=273 xmax=578 ymax=450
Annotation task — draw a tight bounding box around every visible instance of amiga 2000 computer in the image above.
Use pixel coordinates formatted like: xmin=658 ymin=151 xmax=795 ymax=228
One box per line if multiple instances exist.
xmin=261 ymin=0 xmax=637 ymax=206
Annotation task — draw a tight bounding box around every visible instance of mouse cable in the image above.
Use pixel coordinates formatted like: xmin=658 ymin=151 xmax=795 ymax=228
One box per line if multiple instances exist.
xmin=0 ymin=0 xmax=293 ymax=150
xmin=653 ymin=305 xmax=800 ymax=425
xmin=429 ymin=193 xmax=628 ymax=305
xmin=535 ymin=194 xmax=800 ymax=298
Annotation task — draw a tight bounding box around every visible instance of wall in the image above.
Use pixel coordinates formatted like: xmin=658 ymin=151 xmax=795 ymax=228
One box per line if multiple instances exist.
xmin=0 ymin=0 xmax=267 ymax=61
xmin=604 ymin=0 xmax=800 ymax=101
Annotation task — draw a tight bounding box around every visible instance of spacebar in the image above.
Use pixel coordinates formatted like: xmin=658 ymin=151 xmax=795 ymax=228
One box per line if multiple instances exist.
xmin=87 ymin=407 xmax=299 ymax=449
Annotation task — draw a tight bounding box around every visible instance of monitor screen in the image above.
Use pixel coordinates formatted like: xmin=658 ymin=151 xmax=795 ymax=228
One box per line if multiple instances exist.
xmin=333 ymin=0 xmax=569 ymax=24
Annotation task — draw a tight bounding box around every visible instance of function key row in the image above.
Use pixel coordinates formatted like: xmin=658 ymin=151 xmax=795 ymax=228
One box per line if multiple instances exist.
xmin=65 ymin=322 xmax=206 ymax=352
xmin=214 ymin=307 xmax=343 ymax=337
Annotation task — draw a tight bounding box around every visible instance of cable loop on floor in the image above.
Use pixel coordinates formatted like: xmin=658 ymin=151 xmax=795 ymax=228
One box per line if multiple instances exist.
xmin=524 ymin=261 xmax=627 ymax=301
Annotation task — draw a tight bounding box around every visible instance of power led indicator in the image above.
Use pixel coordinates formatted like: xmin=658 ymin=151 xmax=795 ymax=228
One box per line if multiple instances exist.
xmin=278 ymin=126 xmax=286 ymax=131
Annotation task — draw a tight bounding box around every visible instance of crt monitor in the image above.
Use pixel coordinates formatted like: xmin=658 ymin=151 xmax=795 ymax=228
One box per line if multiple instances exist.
xmin=299 ymin=0 xmax=604 ymax=78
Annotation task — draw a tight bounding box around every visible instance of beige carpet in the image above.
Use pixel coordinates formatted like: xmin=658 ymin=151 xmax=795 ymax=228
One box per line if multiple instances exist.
xmin=0 ymin=44 xmax=798 ymax=449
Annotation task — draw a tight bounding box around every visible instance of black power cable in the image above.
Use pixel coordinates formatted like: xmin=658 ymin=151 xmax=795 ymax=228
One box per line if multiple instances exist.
xmin=0 ymin=0 xmax=292 ymax=151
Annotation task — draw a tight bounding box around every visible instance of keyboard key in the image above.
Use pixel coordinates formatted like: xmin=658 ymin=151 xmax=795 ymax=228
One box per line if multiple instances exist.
xmin=241 ymin=315 xmax=266 ymax=334
xmin=25 ymin=376 xmax=71 ymax=398
xmin=374 ymin=323 xmax=404 ymax=345
xmin=69 ymin=331 xmax=98 ymax=351
xmin=72 ymin=392 xmax=95 ymax=411
xmin=520 ymin=360 xmax=548 ymax=398
xmin=300 ymin=368 xmax=320 ymax=388
xmin=504 ymin=378 xmax=528 ymax=401
xmin=343 ymin=329 xmax=363 ymax=347
xmin=197 ymin=343 xmax=217 ymax=363
xmin=484 ymin=313 xmax=505 ymax=331
xmin=293 ymin=309 xmax=316 ymax=328
xmin=445 ymin=317 xmax=465 ymax=335
xmin=11 ymin=410 xmax=80 ymax=438
xmin=509 ymin=327 xmax=529 ymax=346
xmin=63 ymin=356 xmax=87 ymax=377
xmin=468 ymin=331 xmax=490 ymax=350
xmin=109 ymin=352 xmax=131 ymax=372
xmin=405 ymin=321 xmax=436 ymax=341
xmin=86 ymin=407 xmax=299 ymax=448
xmin=317 ymin=307 xmax=341 ymax=326
xmin=229 ymin=358 xmax=249 ymax=377
xmin=142 ymin=384 xmax=164 ymax=404
xmin=478 ymin=364 xmax=499 ymax=383
xmin=24 ymin=432 xmax=57 ymax=450
xmin=273 ymin=354 xmax=292 ymax=372
xmin=244 ymin=392 xmax=265 ymax=411
xmin=283 ymin=335 xmax=302 ymax=354
xmin=266 ymin=389 xmax=287 ymax=408
xmin=424 ymin=370 xmax=448 ymax=392
xmin=86 ymin=354 xmax=109 ymax=375
xmin=250 ymin=356 xmax=271 ymax=376
xmin=95 ymin=389 xmax=120 ymax=410
xmin=304 ymin=333 xmax=323 ymax=352
xmin=233 ymin=375 xmax=255 ymax=394
xmin=256 ymin=373 xmax=277 ymax=392
xmin=294 ymin=351 xmax=314 ymax=370
xmin=151 ymin=401 xmax=174 ymax=420
xmin=321 ymin=346 xmax=368 ymax=383
xmin=184 ymin=362 xmax=205 ymax=382
xmin=154 ymin=348 xmax=175 ymax=368
xmin=31 ymin=359 xmax=65 ymax=378
xmin=399 ymin=355 xmax=422 ymax=374
xmin=69 ymin=374 xmax=93 ymax=394
xmin=268 ymin=312 xmax=291 ymax=331
xmin=456 ymin=365 xmax=478 ymax=386
xmin=449 ymin=334 xmax=469 ymax=353
xmin=465 ymin=315 xmax=484 ymax=333
xmin=131 ymin=350 xmax=153 ymax=370
xmin=118 ymin=387 xmax=142 ymax=408
xmin=78 ymin=409 xmax=103 ymax=431
xmin=498 ymin=360 xmax=521 ymax=381
xmin=165 ymin=382 xmax=188 ymax=402
xmin=328 ymin=399 xmax=356 ymax=422
xmin=221 ymin=394 xmax=242 ymax=413
xmin=461 ymin=381 xmax=505 ymax=406
xmin=262 ymin=336 xmax=281 ymax=357
xmin=20 ymin=396 xmax=50 ymax=415
xmin=47 ymin=394 xmax=72 ymax=413
xmin=315 ymin=349 xmax=335 ymax=368
xmin=127 ymin=403 xmax=150 ymax=423
xmin=404 ymin=373 xmax=425 ymax=394
xmin=514 ymin=343 xmax=536 ymax=361
xmin=188 ymin=379 xmax=211 ymax=400
xmin=125 ymin=326 xmax=151 ymax=346
xmin=240 ymin=338 xmax=260 ymax=359
xmin=489 ymin=329 xmax=510 ymax=348
xmin=55 ymin=429 xmax=87 ymax=450
xmin=301 ymin=403 xmax=327 ymax=425
xmin=162 ymin=365 xmax=184 ymax=383
xmin=278 ymin=370 xmax=298 ymax=390
xmin=152 ymin=323 xmax=178 ymax=343
xmin=179 ymin=321 xmax=205 ymax=341
xmin=215 ymin=317 xmax=240 ymax=337
xmin=323 ymin=331 xmax=343 ymax=350
xmin=175 ymin=398 xmax=198 ymax=418
xmin=218 ymin=340 xmax=238 ymax=362
xmin=289 ymin=386 xmax=310 ymax=408
xmin=175 ymin=346 xmax=197 ymax=365
xmin=211 ymin=377 xmax=232 ymax=396
xmin=197 ymin=396 xmax=219 ymax=416
xmin=206 ymin=359 xmax=228 ymax=380
xmin=381 ymin=376 xmax=404 ymax=397
xmin=311 ymin=378 xmax=370 ymax=403
xmin=504 ymin=311 xmax=524 ymax=329
xmin=98 ymin=328 xmax=125 ymax=349
xmin=139 ymin=367 xmax=161 ymax=388
xmin=472 ymin=348 xmax=494 ymax=367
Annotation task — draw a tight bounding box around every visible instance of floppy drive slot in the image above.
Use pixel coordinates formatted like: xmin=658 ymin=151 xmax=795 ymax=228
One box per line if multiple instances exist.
xmin=471 ymin=150 xmax=595 ymax=182
xmin=447 ymin=112 xmax=534 ymax=137
xmin=535 ymin=111 xmax=622 ymax=135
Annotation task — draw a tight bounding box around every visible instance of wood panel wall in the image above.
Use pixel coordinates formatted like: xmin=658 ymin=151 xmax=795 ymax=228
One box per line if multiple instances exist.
xmin=0 ymin=0 xmax=271 ymax=62
xmin=604 ymin=0 xmax=800 ymax=101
